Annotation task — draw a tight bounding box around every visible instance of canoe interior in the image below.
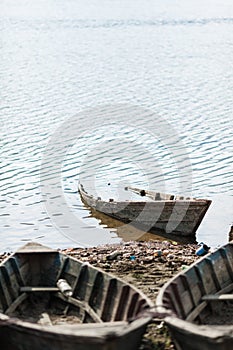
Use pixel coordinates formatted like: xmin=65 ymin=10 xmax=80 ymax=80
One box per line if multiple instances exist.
xmin=0 ymin=243 xmax=153 ymax=350
xmin=156 ymin=242 xmax=233 ymax=350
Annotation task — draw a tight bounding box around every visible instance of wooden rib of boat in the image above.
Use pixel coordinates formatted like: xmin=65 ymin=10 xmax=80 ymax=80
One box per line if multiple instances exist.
xmin=78 ymin=184 xmax=211 ymax=237
xmin=156 ymin=242 xmax=233 ymax=350
xmin=0 ymin=242 xmax=153 ymax=350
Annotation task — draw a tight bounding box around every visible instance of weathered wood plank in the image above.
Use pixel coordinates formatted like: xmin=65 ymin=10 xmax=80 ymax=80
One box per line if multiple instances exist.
xmin=5 ymin=293 xmax=28 ymax=315
xmin=157 ymin=242 xmax=233 ymax=350
xmin=38 ymin=312 xmax=53 ymax=326
xmin=55 ymin=292 xmax=103 ymax=323
xmin=0 ymin=242 xmax=153 ymax=350
xmin=20 ymin=286 xmax=59 ymax=292
xmin=185 ymin=302 xmax=207 ymax=322
xmin=202 ymin=294 xmax=233 ymax=301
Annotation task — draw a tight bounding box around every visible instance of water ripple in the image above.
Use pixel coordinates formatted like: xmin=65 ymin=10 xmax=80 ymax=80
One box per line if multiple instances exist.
xmin=0 ymin=0 xmax=233 ymax=251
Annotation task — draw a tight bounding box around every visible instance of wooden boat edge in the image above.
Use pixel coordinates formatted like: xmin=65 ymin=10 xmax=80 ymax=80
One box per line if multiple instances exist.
xmin=78 ymin=183 xmax=212 ymax=205
xmin=0 ymin=242 xmax=154 ymax=338
xmin=0 ymin=313 xmax=151 ymax=341
xmin=162 ymin=315 xmax=233 ymax=339
xmin=156 ymin=242 xmax=233 ymax=338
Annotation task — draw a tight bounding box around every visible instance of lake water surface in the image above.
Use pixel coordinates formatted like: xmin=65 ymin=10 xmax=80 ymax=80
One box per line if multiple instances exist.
xmin=0 ymin=0 xmax=233 ymax=252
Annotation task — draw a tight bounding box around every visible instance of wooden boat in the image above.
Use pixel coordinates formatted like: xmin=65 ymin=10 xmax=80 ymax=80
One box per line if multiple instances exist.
xmin=0 ymin=242 xmax=153 ymax=350
xmin=78 ymin=184 xmax=211 ymax=237
xmin=156 ymin=242 xmax=233 ymax=350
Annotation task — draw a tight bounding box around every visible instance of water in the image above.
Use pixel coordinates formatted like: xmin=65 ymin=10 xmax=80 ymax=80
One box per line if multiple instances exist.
xmin=0 ymin=0 xmax=233 ymax=252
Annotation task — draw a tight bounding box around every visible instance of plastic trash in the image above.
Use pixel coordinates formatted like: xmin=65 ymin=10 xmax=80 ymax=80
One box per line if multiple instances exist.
xmin=195 ymin=242 xmax=210 ymax=256
xmin=154 ymin=250 xmax=162 ymax=257
xmin=130 ymin=255 xmax=136 ymax=261
xmin=57 ymin=279 xmax=73 ymax=297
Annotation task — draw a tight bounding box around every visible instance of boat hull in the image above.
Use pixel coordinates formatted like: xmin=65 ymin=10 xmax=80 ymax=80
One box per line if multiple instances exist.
xmin=0 ymin=243 xmax=153 ymax=350
xmin=79 ymin=185 xmax=211 ymax=237
xmin=0 ymin=318 xmax=149 ymax=350
xmin=156 ymin=242 xmax=233 ymax=350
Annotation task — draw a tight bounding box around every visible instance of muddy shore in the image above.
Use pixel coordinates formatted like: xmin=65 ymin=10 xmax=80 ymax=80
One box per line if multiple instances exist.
xmin=0 ymin=240 xmax=200 ymax=349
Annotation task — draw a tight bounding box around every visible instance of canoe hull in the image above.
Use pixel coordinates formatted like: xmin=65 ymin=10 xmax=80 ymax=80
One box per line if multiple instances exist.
xmin=161 ymin=318 xmax=233 ymax=350
xmin=0 ymin=318 xmax=149 ymax=350
xmin=156 ymin=242 xmax=233 ymax=350
xmin=79 ymin=185 xmax=211 ymax=237
xmin=0 ymin=243 xmax=153 ymax=350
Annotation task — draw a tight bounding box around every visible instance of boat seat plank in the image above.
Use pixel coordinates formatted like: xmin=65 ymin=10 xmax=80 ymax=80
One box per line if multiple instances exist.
xmin=20 ymin=286 xmax=59 ymax=292
xmin=202 ymin=294 xmax=233 ymax=301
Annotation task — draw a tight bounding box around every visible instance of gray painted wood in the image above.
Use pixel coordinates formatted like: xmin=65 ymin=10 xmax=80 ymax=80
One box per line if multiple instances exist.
xmin=156 ymin=242 xmax=233 ymax=350
xmin=0 ymin=242 xmax=153 ymax=350
xmin=79 ymin=183 xmax=211 ymax=237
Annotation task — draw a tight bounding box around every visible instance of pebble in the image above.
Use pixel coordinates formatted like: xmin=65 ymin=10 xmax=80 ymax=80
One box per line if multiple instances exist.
xmin=106 ymin=251 xmax=122 ymax=260
xmin=0 ymin=240 xmax=200 ymax=279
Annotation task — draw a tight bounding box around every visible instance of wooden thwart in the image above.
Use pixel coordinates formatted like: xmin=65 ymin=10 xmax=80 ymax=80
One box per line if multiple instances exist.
xmin=202 ymin=294 xmax=233 ymax=301
xmin=20 ymin=286 xmax=59 ymax=292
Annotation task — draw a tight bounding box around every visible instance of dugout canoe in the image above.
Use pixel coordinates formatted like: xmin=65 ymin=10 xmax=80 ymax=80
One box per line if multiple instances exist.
xmin=156 ymin=242 xmax=233 ymax=350
xmin=78 ymin=184 xmax=211 ymax=237
xmin=0 ymin=242 xmax=153 ymax=350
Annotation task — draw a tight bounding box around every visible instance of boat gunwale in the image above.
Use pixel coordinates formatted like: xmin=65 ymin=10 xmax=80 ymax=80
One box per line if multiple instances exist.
xmin=0 ymin=312 xmax=152 ymax=339
xmin=78 ymin=183 xmax=211 ymax=205
xmin=163 ymin=315 xmax=233 ymax=339
xmin=156 ymin=242 xmax=233 ymax=337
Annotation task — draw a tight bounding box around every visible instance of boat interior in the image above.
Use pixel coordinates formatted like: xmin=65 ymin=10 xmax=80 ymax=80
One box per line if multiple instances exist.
xmin=0 ymin=243 xmax=151 ymax=327
xmin=159 ymin=243 xmax=233 ymax=325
